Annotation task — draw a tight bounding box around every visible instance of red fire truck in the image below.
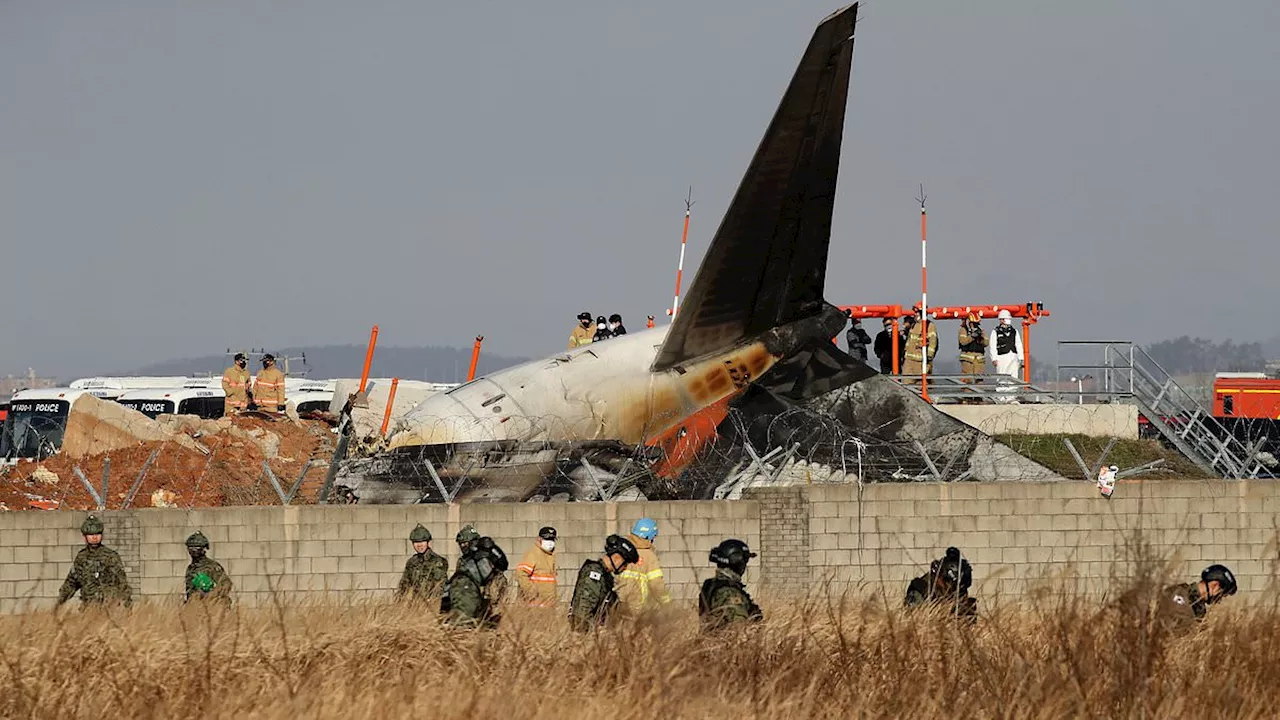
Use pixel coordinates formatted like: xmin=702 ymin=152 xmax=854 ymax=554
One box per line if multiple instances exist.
xmin=1213 ymin=372 xmax=1280 ymax=419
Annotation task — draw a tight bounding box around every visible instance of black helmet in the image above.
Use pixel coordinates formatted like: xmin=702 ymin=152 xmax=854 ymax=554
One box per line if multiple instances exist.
xmin=709 ymin=538 xmax=757 ymax=575
xmin=460 ymin=537 xmax=507 ymax=585
xmin=262 ymin=353 xmax=275 ymax=363
xmin=538 ymin=526 xmax=557 ymax=541
xmin=604 ymin=534 xmax=640 ymax=568
xmin=930 ymin=547 xmax=972 ymax=591
xmin=596 ymin=315 xmax=607 ymax=324
xmin=608 ymin=314 xmax=622 ymax=323
xmin=185 ymin=531 xmax=210 ymax=549
xmin=1201 ymin=564 xmax=1237 ymax=599
xmin=577 ymin=312 xmax=592 ymax=321
xmin=234 ymin=352 xmax=247 ymax=362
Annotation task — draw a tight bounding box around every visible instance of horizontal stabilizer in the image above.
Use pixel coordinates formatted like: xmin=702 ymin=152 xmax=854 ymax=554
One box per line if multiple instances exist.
xmin=653 ymin=4 xmax=858 ymax=371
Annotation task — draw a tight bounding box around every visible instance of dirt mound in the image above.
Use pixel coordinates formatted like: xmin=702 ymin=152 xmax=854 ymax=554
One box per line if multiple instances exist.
xmin=1 ymin=416 xmax=336 ymax=511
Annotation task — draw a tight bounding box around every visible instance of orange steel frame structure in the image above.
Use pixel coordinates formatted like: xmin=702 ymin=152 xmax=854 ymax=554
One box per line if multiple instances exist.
xmin=837 ymin=303 xmax=1049 ymax=392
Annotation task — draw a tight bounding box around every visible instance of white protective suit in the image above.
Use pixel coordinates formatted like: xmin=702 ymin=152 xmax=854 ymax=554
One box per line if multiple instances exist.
xmin=988 ymin=321 xmax=1024 ymax=402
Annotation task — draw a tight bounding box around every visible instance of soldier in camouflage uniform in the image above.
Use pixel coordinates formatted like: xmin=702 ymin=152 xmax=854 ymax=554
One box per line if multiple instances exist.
xmin=1159 ymin=563 xmax=1237 ymax=630
xmin=569 ymin=534 xmax=640 ymax=633
xmin=904 ymin=546 xmax=977 ymax=621
xmin=452 ymin=524 xmax=508 ymax=611
xmin=183 ymin=531 xmax=233 ymax=605
xmin=440 ymin=537 xmax=508 ymax=629
xmin=699 ymin=538 xmax=763 ymax=631
xmin=57 ymin=515 xmax=133 ymax=608
xmin=397 ymin=523 xmax=448 ymax=602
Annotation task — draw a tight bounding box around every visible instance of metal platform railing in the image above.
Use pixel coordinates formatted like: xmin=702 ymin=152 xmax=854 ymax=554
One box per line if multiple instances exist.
xmin=1056 ymin=341 xmax=1266 ymax=478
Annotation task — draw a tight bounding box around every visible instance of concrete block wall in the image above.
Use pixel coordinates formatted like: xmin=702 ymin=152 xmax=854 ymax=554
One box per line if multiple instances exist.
xmin=0 ymin=500 xmax=759 ymax=613
xmin=941 ymin=403 xmax=1139 ymax=439
xmin=806 ymin=480 xmax=1280 ymax=600
xmin=2 ymin=480 xmax=1276 ymax=613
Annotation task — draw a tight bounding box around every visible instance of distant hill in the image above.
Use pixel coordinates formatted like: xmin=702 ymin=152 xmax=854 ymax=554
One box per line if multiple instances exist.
xmin=128 ymin=345 xmax=531 ymax=382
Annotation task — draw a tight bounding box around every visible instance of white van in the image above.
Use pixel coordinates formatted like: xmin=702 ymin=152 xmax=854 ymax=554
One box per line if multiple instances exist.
xmin=117 ymin=387 xmax=226 ymax=420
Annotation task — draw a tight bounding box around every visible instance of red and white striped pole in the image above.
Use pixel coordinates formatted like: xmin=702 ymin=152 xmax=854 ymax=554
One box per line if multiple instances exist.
xmin=918 ymin=185 xmax=930 ymax=402
xmin=669 ymin=188 xmax=693 ymax=319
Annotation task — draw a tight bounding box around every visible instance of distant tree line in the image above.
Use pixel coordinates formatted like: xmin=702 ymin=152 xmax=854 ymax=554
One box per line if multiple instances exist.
xmin=1144 ymin=336 xmax=1269 ymax=375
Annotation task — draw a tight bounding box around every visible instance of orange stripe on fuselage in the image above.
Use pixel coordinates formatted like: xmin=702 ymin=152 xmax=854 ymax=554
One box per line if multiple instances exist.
xmin=647 ymin=394 xmax=736 ymax=479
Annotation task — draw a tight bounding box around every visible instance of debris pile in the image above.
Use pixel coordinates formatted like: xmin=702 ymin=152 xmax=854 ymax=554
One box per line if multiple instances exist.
xmin=1 ymin=415 xmax=335 ymax=511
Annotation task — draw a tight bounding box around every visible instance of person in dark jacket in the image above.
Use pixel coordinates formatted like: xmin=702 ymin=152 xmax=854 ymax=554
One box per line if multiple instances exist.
xmin=873 ymin=319 xmax=896 ymax=374
xmin=904 ymin=546 xmax=976 ymax=621
xmin=608 ymin=314 xmax=627 ymax=337
xmin=845 ymin=314 xmax=871 ymax=363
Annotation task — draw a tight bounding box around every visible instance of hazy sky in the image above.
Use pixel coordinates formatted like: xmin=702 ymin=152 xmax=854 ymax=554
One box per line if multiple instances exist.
xmin=3 ymin=0 xmax=1277 ymax=379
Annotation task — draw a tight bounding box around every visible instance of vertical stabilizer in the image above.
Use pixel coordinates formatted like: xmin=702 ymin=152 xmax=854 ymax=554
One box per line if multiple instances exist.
xmin=653 ymin=5 xmax=858 ymax=371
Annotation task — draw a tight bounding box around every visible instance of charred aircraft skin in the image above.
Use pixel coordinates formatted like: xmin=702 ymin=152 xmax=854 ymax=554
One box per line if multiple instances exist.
xmin=338 ymin=5 xmax=862 ymax=503
xmin=342 ymin=308 xmax=850 ymax=502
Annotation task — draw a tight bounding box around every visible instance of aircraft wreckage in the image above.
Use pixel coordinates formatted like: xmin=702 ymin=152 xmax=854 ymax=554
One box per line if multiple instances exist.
xmin=332 ymin=4 xmax=1060 ymax=504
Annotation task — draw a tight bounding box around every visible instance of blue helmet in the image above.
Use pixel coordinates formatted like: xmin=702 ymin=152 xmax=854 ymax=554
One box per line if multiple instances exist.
xmin=632 ymin=517 xmax=658 ymax=541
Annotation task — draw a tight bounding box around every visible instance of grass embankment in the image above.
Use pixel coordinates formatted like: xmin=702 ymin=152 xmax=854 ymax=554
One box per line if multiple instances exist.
xmin=2 ymin=585 xmax=1277 ymax=718
xmin=997 ymin=433 xmax=1212 ymax=479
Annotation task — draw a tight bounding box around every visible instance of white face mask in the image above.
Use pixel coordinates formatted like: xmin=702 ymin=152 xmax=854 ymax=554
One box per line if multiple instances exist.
xmin=540 ymin=539 xmax=556 ymax=552
xmin=1001 ymin=318 xmax=1011 ymax=326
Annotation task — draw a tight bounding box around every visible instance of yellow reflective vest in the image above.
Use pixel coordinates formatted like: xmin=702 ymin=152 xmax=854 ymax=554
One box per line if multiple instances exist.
xmin=904 ymin=322 xmax=938 ymax=363
xmin=615 ymin=535 xmax=671 ymax=610
xmin=253 ymin=367 xmax=285 ymax=411
xmin=515 ymin=543 xmax=558 ymax=607
xmin=221 ymin=366 xmax=250 ymax=412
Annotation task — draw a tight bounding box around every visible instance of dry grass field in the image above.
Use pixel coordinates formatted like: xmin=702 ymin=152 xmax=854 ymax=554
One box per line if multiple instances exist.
xmin=2 ymin=575 xmax=1278 ymax=720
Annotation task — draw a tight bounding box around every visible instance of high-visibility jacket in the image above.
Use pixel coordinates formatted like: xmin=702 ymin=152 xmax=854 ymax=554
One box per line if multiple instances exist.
xmin=221 ymin=366 xmax=250 ymax=412
xmin=615 ymin=534 xmax=671 ymax=611
xmin=515 ymin=543 xmax=558 ymax=607
xmin=958 ymin=324 xmax=986 ymax=362
xmin=568 ymin=323 xmax=595 ymax=350
xmin=253 ymin=367 xmax=286 ymax=411
xmin=903 ymin=322 xmax=938 ymax=363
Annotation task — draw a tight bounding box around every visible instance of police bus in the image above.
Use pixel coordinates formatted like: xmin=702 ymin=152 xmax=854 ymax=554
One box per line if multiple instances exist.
xmin=117 ymin=387 xmax=226 ymax=420
xmin=69 ymin=376 xmax=209 ymax=394
xmin=0 ymin=388 xmax=103 ymax=462
xmin=285 ymin=378 xmax=336 ymax=415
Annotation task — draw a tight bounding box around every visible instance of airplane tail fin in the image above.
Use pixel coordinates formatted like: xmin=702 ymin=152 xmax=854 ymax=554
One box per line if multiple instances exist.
xmin=653 ymin=4 xmax=858 ymax=372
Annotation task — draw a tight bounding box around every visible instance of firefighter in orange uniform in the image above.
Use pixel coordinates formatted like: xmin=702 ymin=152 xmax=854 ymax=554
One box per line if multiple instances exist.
xmin=221 ymin=353 xmax=250 ymax=415
xmin=515 ymin=526 xmax=559 ymax=608
xmin=253 ymin=354 xmax=286 ymax=413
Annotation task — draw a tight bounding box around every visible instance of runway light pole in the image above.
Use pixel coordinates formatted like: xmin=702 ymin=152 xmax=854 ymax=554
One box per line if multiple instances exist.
xmin=669 ymin=187 xmax=694 ymax=320
xmin=917 ymin=185 xmax=930 ymax=403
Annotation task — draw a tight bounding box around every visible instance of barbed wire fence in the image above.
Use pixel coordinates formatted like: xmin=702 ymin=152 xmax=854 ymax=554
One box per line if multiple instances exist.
xmin=2 ymin=396 xmax=1276 ymax=511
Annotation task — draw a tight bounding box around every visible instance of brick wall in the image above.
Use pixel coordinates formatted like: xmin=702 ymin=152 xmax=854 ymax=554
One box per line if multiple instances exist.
xmin=749 ymin=487 xmax=811 ymax=595
xmin=2 ymin=480 xmax=1277 ymax=613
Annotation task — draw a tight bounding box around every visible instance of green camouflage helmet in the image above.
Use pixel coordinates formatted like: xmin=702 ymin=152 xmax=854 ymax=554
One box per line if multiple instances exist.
xmin=186 ymin=531 xmax=210 ymax=549
xmin=409 ymin=523 xmax=432 ymax=543
xmin=80 ymin=515 xmax=104 ymax=535
xmin=456 ymin=524 xmax=480 ymax=545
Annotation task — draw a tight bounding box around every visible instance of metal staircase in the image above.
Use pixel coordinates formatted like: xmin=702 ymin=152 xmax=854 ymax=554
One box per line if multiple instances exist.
xmin=1058 ymin=341 xmax=1266 ymax=478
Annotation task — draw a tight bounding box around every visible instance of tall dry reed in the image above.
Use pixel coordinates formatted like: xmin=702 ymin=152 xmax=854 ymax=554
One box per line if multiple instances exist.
xmin=2 ymin=580 xmax=1277 ymax=719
